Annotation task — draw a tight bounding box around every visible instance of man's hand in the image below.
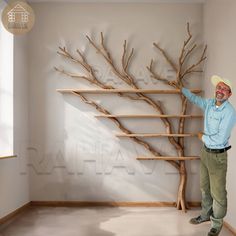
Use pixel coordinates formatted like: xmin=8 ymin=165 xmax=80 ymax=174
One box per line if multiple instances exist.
xmin=198 ymin=132 xmax=204 ymax=141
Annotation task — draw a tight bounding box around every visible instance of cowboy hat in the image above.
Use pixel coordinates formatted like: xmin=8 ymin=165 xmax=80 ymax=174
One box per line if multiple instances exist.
xmin=211 ymin=75 xmax=233 ymax=92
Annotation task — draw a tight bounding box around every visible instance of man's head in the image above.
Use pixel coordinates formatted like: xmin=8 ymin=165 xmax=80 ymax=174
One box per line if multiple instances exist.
xmin=215 ymin=82 xmax=232 ymax=102
xmin=211 ymin=75 xmax=232 ymax=103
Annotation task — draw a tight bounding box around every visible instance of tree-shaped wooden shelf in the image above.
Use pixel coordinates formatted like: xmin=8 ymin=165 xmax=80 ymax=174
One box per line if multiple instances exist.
xmin=55 ymin=23 xmax=206 ymax=212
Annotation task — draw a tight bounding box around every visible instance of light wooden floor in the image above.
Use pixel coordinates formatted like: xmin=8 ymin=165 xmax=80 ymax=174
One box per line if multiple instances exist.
xmin=0 ymin=207 xmax=234 ymax=236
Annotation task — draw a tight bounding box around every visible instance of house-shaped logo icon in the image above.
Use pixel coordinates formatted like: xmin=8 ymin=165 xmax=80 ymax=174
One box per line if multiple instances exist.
xmin=7 ymin=4 xmax=29 ymax=24
xmin=1 ymin=1 xmax=35 ymax=35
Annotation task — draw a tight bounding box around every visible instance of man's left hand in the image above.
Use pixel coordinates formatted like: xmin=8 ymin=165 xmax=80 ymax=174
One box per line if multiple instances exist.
xmin=198 ymin=132 xmax=204 ymax=141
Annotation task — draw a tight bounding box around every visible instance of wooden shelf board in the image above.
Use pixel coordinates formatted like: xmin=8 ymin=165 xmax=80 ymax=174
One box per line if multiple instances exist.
xmin=137 ymin=156 xmax=200 ymax=160
xmin=95 ymin=114 xmax=203 ymax=118
xmin=57 ymin=89 xmax=202 ymax=94
xmin=116 ymin=133 xmax=197 ymax=137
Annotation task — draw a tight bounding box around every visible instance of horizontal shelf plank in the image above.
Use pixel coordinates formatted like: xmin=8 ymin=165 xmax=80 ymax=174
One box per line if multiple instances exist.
xmin=95 ymin=114 xmax=203 ymax=118
xmin=116 ymin=133 xmax=197 ymax=137
xmin=137 ymin=156 xmax=200 ymax=160
xmin=57 ymin=89 xmax=202 ymax=94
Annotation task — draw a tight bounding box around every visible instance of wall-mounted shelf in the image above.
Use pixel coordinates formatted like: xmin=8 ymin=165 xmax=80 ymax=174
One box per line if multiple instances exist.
xmin=57 ymin=89 xmax=202 ymax=94
xmin=95 ymin=114 xmax=203 ymax=118
xmin=137 ymin=156 xmax=200 ymax=160
xmin=116 ymin=133 xmax=197 ymax=137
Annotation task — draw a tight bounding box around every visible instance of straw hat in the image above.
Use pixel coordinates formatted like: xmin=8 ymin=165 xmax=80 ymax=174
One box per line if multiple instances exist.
xmin=211 ymin=75 xmax=233 ymax=91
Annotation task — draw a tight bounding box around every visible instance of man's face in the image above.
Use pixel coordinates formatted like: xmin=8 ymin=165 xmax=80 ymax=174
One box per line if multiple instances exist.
xmin=215 ymin=82 xmax=232 ymax=102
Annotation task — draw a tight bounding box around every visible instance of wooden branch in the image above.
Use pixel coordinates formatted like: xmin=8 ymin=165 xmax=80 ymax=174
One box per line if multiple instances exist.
xmin=56 ymin=41 xmax=185 ymax=162
xmin=185 ymin=23 xmax=192 ymax=46
xmin=56 ymin=47 xmax=113 ymax=89
xmin=54 ymin=67 xmax=107 ymax=88
xmin=176 ymin=96 xmax=188 ymax=211
xmin=147 ymin=60 xmax=178 ymax=89
xmin=57 ymin=47 xmax=89 ymax=70
xmin=153 ymin=42 xmax=178 ymax=72
xmin=125 ymin=48 xmax=134 ymax=71
xmin=177 ymin=23 xmax=194 ymax=85
xmin=86 ymin=33 xmax=186 ymax=153
xmin=56 ymin=45 xmax=188 ymax=158
xmin=76 ymin=49 xmax=94 ymax=73
xmin=100 ymin=32 xmax=113 ymax=62
xmin=87 ymin=35 xmax=132 ymax=86
xmin=180 ymin=45 xmax=207 ymax=79
xmin=122 ymin=40 xmax=135 ymax=84
xmin=71 ymin=91 xmax=180 ymax=170
xmin=181 ymin=44 xmax=197 ymax=65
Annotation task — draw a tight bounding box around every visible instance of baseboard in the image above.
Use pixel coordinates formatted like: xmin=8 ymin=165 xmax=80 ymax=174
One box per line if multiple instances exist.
xmin=0 ymin=202 xmax=31 ymax=225
xmin=224 ymin=221 xmax=236 ymax=236
xmin=188 ymin=202 xmax=201 ymax=207
xmin=30 ymin=201 xmax=201 ymax=208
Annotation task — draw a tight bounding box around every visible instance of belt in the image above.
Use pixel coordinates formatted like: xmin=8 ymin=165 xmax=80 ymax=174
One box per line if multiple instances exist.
xmin=204 ymin=145 xmax=231 ymax=153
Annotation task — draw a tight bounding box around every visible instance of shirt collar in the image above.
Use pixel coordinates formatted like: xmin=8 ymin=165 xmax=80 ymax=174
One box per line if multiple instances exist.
xmin=213 ymin=99 xmax=229 ymax=110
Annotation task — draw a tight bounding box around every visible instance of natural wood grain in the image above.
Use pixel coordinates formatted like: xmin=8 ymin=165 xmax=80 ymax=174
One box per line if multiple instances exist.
xmin=95 ymin=114 xmax=203 ymax=118
xmin=57 ymin=89 xmax=202 ymax=94
xmin=137 ymin=156 xmax=200 ymax=160
xmin=116 ymin=133 xmax=197 ymax=137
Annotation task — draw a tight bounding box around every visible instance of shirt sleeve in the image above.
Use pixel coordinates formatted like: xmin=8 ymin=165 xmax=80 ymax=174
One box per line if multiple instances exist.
xmin=182 ymin=87 xmax=208 ymax=110
xmin=202 ymin=109 xmax=236 ymax=146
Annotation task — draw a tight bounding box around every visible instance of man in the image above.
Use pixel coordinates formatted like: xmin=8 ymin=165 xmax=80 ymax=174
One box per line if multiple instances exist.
xmin=182 ymin=75 xmax=236 ymax=236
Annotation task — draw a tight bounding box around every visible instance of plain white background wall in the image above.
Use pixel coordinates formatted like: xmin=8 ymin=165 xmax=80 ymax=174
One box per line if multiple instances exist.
xmin=27 ymin=3 xmax=204 ymax=202
xmin=204 ymin=0 xmax=236 ymax=229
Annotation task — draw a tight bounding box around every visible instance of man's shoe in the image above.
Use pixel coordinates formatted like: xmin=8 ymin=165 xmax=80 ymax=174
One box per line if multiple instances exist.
xmin=189 ymin=215 xmax=210 ymax=224
xmin=207 ymin=228 xmax=221 ymax=236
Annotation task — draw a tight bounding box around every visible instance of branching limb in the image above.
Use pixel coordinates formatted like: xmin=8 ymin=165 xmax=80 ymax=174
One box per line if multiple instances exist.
xmin=147 ymin=60 xmax=178 ymax=89
xmin=180 ymin=45 xmax=207 ymax=80
xmin=153 ymin=42 xmax=178 ymax=73
xmin=56 ymin=47 xmax=113 ymax=89
xmin=122 ymin=40 xmax=135 ymax=85
xmin=180 ymin=44 xmax=197 ymax=65
xmin=86 ymin=33 xmax=132 ymax=86
xmin=86 ymin=33 xmax=183 ymax=153
xmin=72 ymin=91 xmax=180 ymax=170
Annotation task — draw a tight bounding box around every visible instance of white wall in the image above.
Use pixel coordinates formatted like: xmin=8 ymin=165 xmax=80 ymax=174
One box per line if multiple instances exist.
xmin=27 ymin=2 xmax=204 ymax=202
xmin=0 ymin=35 xmax=30 ymax=219
xmin=203 ymin=0 xmax=236 ymax=229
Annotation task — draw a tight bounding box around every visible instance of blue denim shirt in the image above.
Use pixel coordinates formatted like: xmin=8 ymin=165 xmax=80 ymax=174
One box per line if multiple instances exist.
xmin=182 ymin=87 xmax=236 ymax=149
